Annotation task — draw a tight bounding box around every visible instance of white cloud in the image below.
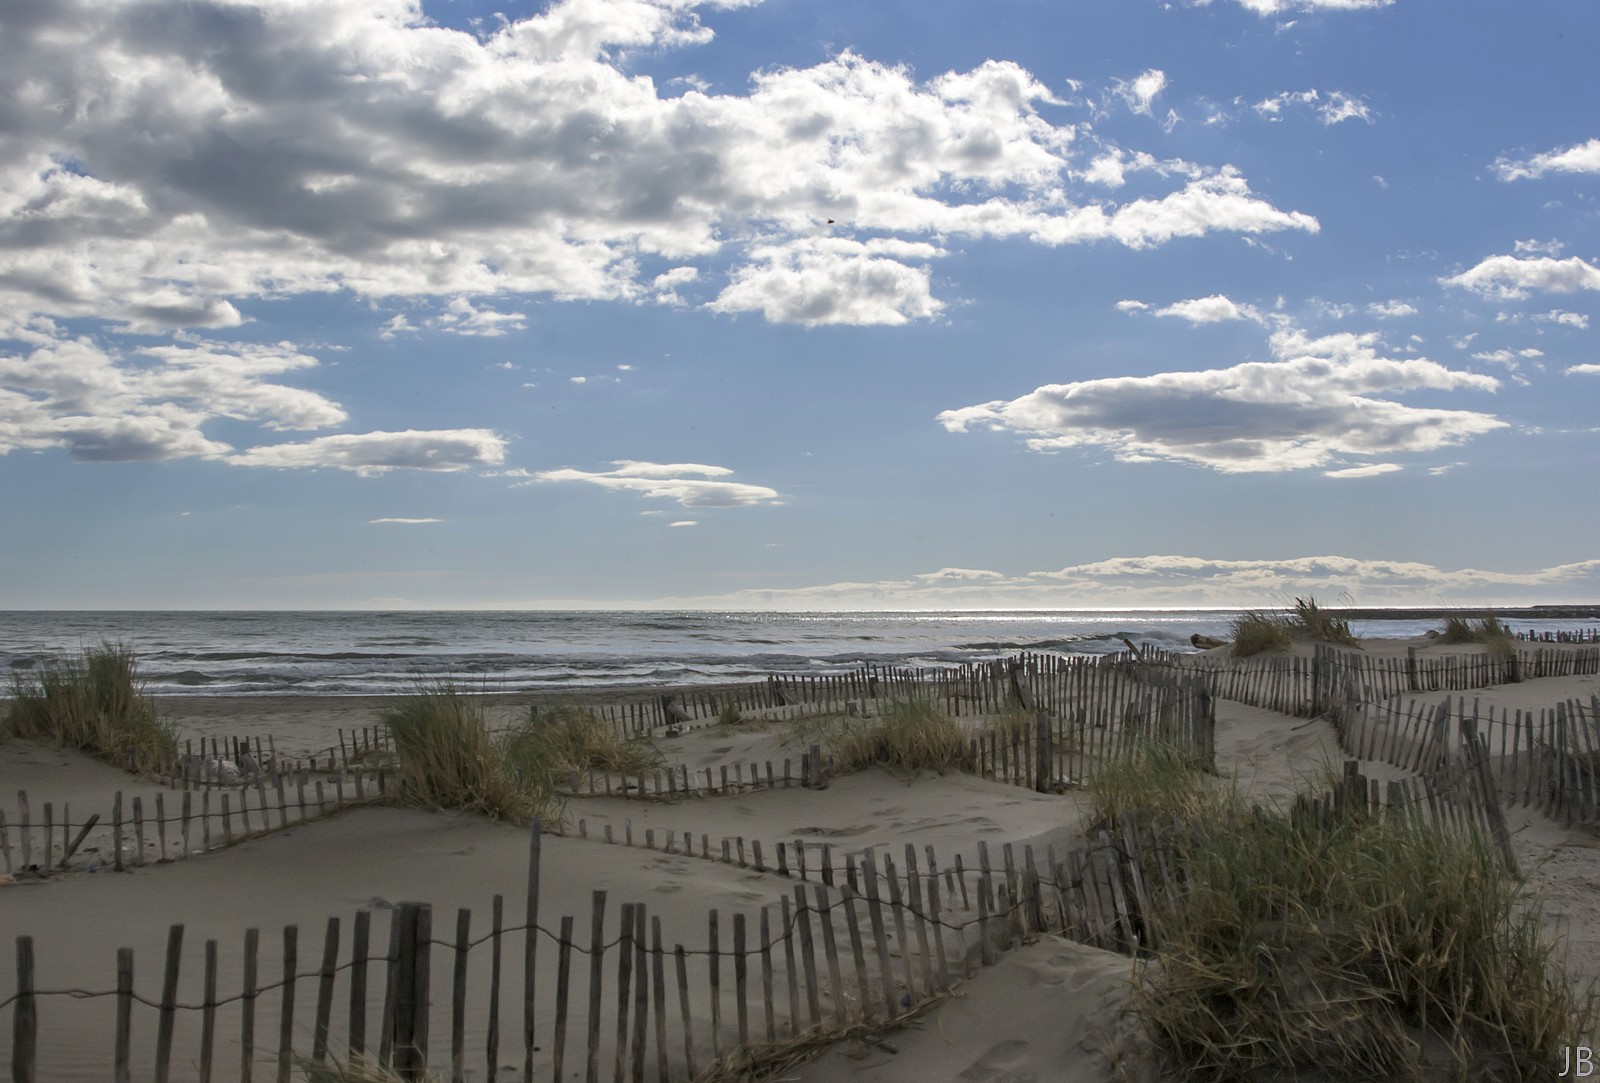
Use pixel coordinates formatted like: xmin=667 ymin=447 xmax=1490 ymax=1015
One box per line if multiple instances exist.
xmin=1471 ymin=347 xmax=1543 ymax=371
xmin=370 ymin=517 xmax=443 ymax=524
xmin=1253 ymin=89 xmax=1371 ymax=126
xmin=1514 ymin=238 xmax=1565 ymax=257
xmin=1113 ymin=70 xmax=1168 ymax=117
xmin=0 ymin=334 xmax=346 ymax=461
xmin=1153 ymin=294 xmax=1259 ymax=324
xmin=1115 ymin=299 xmax=1150 ymax=312
xmin=1444 ymin=255 xmax=1600 ymax=300
xmin=1322 ymin=463 xmax=1401 ymax=478
xmin=937 ymin=329 xmax=1505 ymax=473
xmin=229 ymin=429 xmax=508 ymax=475
xmin=1534 ymin=310 xmax=1589 ymax=329
xmin=1223 ymin=0 xmax=1394 ymax=14
xmin=708 ymin=237 xmax=942 ymax=326
xmin=534 ymin=460 xmax=780 ymax=507
xmin=425 ymin=297 xmax=527 ymax=337
xmin=669 ymin=554 xmax=1600 ymax=610
xmin=0 ymin=1 xmax=1317 ymax=340
xmin=1495 ymin=138 xmax=1600 ymax=181
xmin=668 ymin=520 xmax=698 ymax=527
xmin=1567 ymin=364 xmax=1600 ymax=376
xmin=1366 ymin=300 xmax=1416 ymax=318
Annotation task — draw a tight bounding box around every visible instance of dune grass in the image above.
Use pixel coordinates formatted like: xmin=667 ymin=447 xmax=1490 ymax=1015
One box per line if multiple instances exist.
xmin=1442 ymin=614 xmax=1517 ymax=654
xmin=829 ymin=696 xmax=972 ymax=774
xmin=1289 ymin=595 xmax=1359 ymax=645
xmin=1133 ymin=792 xmax=1594 ymax=1081
xmin=381 ymin=683 xmax=562 ymax=824
xmin=1229 ymin=610 xmax=1294 ymax=657
xmin=1230 ymin=596 xmax=1358 ymax=657
xmin=3 ymin=642 xmax=176 ymax=766
xmin=1084 ymin=739 xmax=1214 ymax=830
xmin=512 ymin=701 xmax=666 ymax=776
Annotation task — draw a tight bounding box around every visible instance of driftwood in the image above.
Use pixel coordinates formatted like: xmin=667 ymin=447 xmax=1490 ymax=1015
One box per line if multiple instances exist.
xmin=1190 ymin=634 xmax=1226 ymax=650
xmin=659 ymin=696 xmax=692 ymax=724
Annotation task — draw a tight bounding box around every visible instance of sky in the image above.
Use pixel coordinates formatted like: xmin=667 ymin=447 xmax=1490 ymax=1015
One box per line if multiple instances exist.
xmin=1 ymin=0 xmax=1598 ymax=611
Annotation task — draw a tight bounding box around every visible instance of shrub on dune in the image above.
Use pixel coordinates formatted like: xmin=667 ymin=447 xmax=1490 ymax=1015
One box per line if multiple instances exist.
xmin=831 ymin=696 xmax=971 ymax=774
xmin=4 ymin=642 xmax=176 ymax=766
xmin=1134 ymin=795 xmax=1594 ymax=1081
xmin=511 ymin=701 xmax=665 ymax=777
xmin=381 ymin=683 xmax=561 ymax=824
xmin=1229 ymin=611 xmax=1294 ymax=657
xmin=1441 ymin=614 xmax=1517 ymax=654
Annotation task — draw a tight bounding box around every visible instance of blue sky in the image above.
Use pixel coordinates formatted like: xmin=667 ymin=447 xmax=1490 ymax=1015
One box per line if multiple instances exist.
xmin=2 ymin=0 xmax=1597 ymax=610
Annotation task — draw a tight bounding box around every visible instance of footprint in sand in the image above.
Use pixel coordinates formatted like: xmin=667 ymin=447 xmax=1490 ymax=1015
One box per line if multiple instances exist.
xmin=957 ymin=1038 xmax=1034 ymax=1082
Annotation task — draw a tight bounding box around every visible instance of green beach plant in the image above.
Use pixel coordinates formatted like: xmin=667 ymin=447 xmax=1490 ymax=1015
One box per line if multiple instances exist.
xmin=1289 ymin=595 xmax=1359 ymax=645
xmin=1230 ymin=596 xmax=1359 ymax=656
xmin=514 ymin=701 xmax=665 ymax=776
xmin=1133 ymin=793 xmax=1595 ymax=1081
xmin=829 ymin=696 xmax=971 ymax=774
xmin=1229 ymin=610 xmax=1294 ymax=657
xmin=381 ymin=682 xmax=561 ymax=824
xmin=3 ymin=642 xmax=176 ymax=766
xmin=1441 ymin=613 xmax=1517 ymax=654
xmin=1084 ymin=739 xmax=1212 ymax=830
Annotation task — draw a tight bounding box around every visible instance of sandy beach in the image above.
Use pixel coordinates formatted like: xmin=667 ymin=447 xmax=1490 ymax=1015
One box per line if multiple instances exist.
xmin=2 ymin=635 xmax=1597 ymax=1082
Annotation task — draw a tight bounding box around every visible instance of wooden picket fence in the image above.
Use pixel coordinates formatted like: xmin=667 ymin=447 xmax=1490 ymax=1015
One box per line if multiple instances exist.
xmin=3 ymin=811 xmax=1197 ymax=1082
xmin=1 ymin=766 xmax=387 ymax=879
xmin=562 ymin=664 xmax=1215 ymax=802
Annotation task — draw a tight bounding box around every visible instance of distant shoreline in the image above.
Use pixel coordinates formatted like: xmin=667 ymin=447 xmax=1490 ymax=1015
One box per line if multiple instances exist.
xmin=1327 ymin=605 xmax=1600 ymax=620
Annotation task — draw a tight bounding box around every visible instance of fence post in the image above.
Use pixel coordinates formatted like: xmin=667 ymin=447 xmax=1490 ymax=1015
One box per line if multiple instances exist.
xmin=1034 ymin=710 xmax=1052 ymax=793
xmin=393 ymin=902 xmax=433 ymax=1081
xmin=13 ymin=936 xmax=36 ymax=1083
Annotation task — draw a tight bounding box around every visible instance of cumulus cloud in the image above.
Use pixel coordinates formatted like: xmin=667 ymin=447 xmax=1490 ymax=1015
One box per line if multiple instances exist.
xmin=534 ymin=460 xmax=780 ymax=507
xmin=1495 ymin=138 xmax=1600 ymax=181
xmin=1367 ymin=300 xmax=1416 ymax=318
xmin=671 ymin=554 xmax=1600 ymax=610
xmin=708 ymin=238 xmax=942 ymax=326
xmin=1567 ymin=364 xmax=1600 ymax=376
xmin=1112 ymin=70 xmax=1168 ymax=117
xmin=1534 ymin=310 xmax=1589 ymax=329
xmin=937 ymin=329 xmax=1505 ymax=473
xmin=1443 ymin=255 xmax=1600 ymax=300
xmin=0 ymin=0 xmax=1318 ymax=344
xmin=425 ymin=297 xmax=528 ymax=337
xmin=0 ymin=334 xmax=346 ymax=461
xmin=229 ymin=429 xmax=508 ymax=475
xmin=1152 ymin=295 xmax=1260 ymax=324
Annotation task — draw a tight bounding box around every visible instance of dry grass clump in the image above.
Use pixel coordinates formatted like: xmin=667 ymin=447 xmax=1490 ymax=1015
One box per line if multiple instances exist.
xmin=1085 ymin=740 xmax=1213 ymax=830
xmin=513 ymin=701 xmax=665 ymax=776
xmin=1135 ymin=798 xmax=1594 ymax=1081
xmin=1231 ymin=596 xmax=1358 ymax=656
xmin=381 ymin=683 xmax=561 ymax=824
xmin=4 ymin=642 xmax=176 ymax=766
xmin=1229 ymin=611 xmax=1294 ymax=657
xmin=1289 ymin=595 xmax=1359 ymax=645
xmin=830 ymin=697 xmax=972 ymax=775
xmin=1441 ymin=614 xmax=1517 ymax=654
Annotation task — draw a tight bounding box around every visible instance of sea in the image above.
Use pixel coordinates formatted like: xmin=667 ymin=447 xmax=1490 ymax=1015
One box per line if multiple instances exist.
xmin=2 ymin=610 xmax=1597 ymax=698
